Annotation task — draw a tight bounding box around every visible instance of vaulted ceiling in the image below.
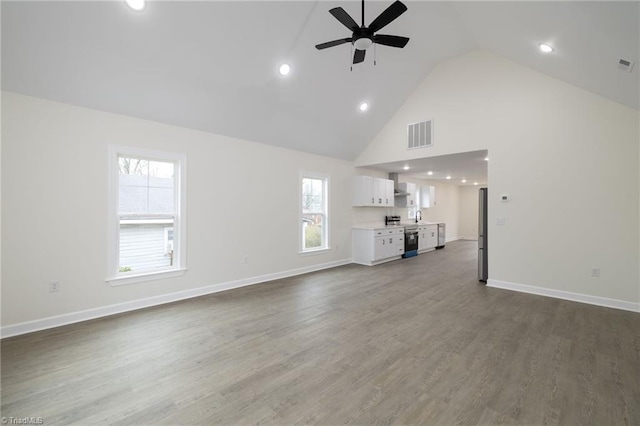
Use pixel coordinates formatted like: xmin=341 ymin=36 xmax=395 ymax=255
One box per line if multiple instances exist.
xmin=2 ymin=1 xmax=638 ymax=162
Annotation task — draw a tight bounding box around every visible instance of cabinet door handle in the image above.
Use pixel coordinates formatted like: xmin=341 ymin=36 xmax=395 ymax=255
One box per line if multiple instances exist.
xmin=372 ymin=197 xmax=374 ymax=204
xmin=378 ymin=198 xmax=382 ymax=204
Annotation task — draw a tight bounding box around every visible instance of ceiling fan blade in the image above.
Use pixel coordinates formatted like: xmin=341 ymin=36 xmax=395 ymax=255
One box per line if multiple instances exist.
xmin=373 ymin=34 xmax=409 ymax=48
xmin=315 ymin=38 xmax=352 ymax=50
xmin=353 ymin=49 xmax=366 ymax=64
xmin=329 ymin=7 xmax=359 ymax=32
xmin=368 ymin=1 xmax=408 ymax=33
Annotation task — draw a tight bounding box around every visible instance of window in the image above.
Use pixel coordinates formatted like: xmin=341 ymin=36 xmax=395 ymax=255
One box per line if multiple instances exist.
xmin=108 ymin=146 xmax=186 ymax=284
xmin=301 ymin=174 xmax=328 ymax=252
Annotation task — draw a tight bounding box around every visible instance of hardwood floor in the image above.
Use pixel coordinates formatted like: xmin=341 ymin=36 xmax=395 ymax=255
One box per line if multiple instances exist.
xmin=2 ymin=240 xmax=639 ymax=425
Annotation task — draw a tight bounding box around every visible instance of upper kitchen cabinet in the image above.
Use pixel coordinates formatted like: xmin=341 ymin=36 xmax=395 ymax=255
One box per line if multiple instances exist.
xmin=353 ymin=176 xmax=375 ymax=206
xmin=395 ymin=182 xmax=416 ymax=208
xmin=379 ymin=179 xmax=394 ymax=207
xmin=420 ymin=185 xmax=436 ymax=208
xmin=353 ymin=176 xmax=394 ymax=207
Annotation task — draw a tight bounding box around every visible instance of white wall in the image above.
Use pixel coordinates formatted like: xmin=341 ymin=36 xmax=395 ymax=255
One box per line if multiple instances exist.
xmin=396 ymin=176 xmax=460 ymax=240
xmin=1 ymin=92 xmax=355 ymax=330
xmin=458 ymin=186 xmax=480 ymax=240
xmin=356 ymin=50 xmax=640 ymax=308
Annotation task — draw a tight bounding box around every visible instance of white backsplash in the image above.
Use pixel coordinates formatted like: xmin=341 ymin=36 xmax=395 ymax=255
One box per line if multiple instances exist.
xmin=353 ymin=206 xmax=417 ymax=225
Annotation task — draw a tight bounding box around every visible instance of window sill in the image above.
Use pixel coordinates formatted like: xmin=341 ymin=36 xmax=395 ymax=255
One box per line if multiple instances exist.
xmin=299 ymin=247 xmax=331 ymax=256
xmin=106 ymin=268 xmax=187 ymax=286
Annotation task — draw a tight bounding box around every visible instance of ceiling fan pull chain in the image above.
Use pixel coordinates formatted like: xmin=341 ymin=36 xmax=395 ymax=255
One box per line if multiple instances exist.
xmin=374 ymin=43 xmax=377 ymax=66
xmin=350 ymin=43 xmax=353 ymax=72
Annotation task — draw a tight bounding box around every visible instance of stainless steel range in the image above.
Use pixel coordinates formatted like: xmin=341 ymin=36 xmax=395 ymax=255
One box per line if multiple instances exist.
xmin=385 ymin=216 xmax=419 ymax=258
xmin=402 ymin=224 xmax=419 ymax=258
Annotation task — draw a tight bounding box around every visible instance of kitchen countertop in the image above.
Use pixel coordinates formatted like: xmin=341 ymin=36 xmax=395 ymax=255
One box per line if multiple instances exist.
xmin=353 ymin=222 xmax=442 ymax=230
xmin=352 ymin=223 xmax=401 ymax=230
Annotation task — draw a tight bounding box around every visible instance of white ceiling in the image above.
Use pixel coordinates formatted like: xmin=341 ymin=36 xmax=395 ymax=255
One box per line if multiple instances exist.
xmin=369 ymin=149 xmax=489 ymax=186
xmin=2 ymin=1 xmax=639 ymax=169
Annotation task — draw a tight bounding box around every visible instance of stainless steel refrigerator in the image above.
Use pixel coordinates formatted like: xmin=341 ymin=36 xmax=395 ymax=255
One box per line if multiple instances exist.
xmin=478 ymin=188 xmax=488 ymax=282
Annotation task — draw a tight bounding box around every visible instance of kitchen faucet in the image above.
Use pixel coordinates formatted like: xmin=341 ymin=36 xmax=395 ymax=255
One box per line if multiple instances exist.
xmin=415 ymin=210 xmax=422 ymax=223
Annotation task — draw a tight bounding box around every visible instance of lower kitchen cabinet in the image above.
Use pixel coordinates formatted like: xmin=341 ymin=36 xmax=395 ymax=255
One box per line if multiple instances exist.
xmin=353 ymin=228 xmax=404 ymax=266
xmin=418 ymin=224 xmax=438 ymax=253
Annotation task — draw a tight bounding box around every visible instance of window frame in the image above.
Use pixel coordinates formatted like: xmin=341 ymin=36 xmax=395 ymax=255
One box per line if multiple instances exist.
xmin=299 ymin=171 xmax=330 ymax=254
xmin=107 ymin=145 xmax=187 ymax=285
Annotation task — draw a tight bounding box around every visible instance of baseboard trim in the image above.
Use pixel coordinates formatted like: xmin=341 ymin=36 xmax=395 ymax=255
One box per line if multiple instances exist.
xmin=1 ymin=258 xmax=353 ymax=338
xmin=487 ymin=279 xmax=640 ymax=313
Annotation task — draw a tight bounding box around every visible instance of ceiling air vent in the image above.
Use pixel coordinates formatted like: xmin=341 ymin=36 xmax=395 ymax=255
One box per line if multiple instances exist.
xmin=618 ymin=58 xmax=635 ymax=73
xmin=407 ymin=120 xmax=433 ymax=149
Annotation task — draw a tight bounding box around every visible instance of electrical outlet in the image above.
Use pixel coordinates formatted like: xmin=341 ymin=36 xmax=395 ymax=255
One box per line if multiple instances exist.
xmin=242 ymin=255 xmax=249 ymax=264
xmin=591 ymin=267 xmax=600 ymax=278
xmin=49 ymin=281 xmax=60 ymax=292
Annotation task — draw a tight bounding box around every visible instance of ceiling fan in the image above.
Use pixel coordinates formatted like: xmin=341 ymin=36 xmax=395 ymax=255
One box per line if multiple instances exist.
xmin=315 ymin=0 xmax=410 ymax=65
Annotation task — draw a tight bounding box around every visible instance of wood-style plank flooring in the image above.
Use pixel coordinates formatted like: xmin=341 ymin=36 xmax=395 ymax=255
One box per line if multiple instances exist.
xmin=2 ymin=240 xmax=639 ymax=425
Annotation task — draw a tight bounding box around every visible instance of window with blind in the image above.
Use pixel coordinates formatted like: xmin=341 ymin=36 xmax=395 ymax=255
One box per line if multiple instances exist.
xmin=108 ymin=146 xmax=186 ymax=284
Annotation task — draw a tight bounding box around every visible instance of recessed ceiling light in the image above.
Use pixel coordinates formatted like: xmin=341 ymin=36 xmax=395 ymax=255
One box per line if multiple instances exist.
xmin=359 ymin=102 xmax=369 ymax=112
xmin=278 ymin=63 xmax=291 ymax=76
xmin=474 ymin=182 xmax=479 ymax=186
xmin=484 ymin=157 xmax=489 ymax=161
xmin=461 ymin=179 xmax=467 ymax=183
xmin=403 ymin=165 xmax=410 ymax=170
xmin=539 ymin=43 xmax=554 ymax=53
xmin=427 ymin=171 xmax=433 ymax=176
xmin=125 ymin=0 xmax=146 ymax=11
xmin=446 ymin=176 xmax=452 ymax=180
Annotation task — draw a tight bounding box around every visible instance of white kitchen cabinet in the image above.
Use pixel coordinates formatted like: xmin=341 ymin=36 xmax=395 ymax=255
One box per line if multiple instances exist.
xmin=353 ymin=176 xmax=394 ymax=207
xmin=353 ymin=228 xmax=404 ymax=265
xmin=418 ymin=224 xmax=438 ymax=253
xmin=373 ymin=178 xmax=386 ymax=206
xmin=386 ymin=229 xmax=405 ymax=257
xmin=374 ymin=178 xmax=394 ymax=207
xmin=353 ymin=176 xmax=375 ymax=206
xmin=420 ymin=185 xmax=436 ymax=208
xmin=418 ymin=226 xmax=428 ymax=252
xmin=384 ymin=179 xmax=395 ymax=207
xmin=426 ymin=225 xmax=438 ymax=251
xmin=395 ymin=182 xmax=416 ymax=208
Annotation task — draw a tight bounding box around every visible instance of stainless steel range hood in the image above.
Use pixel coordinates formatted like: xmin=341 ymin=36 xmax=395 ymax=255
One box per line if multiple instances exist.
xmin=389 ymin=173 xmax=409 ymax=197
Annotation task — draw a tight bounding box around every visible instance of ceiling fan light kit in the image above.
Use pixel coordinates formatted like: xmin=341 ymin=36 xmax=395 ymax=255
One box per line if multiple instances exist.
xmin=315 ymin=0 xmax=410 ymax=67
xmin=354 ymin=37 xmax=373 ymax=51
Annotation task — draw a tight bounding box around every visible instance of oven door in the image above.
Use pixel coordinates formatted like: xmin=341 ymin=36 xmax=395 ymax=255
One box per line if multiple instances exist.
xmin=405 ymin=230 xmax=419 ymax=252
